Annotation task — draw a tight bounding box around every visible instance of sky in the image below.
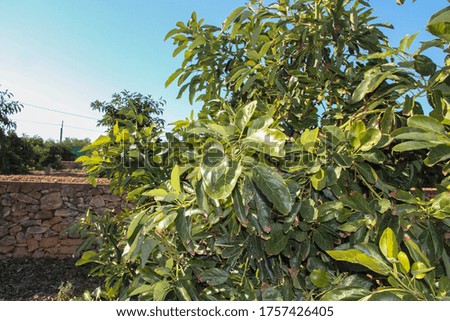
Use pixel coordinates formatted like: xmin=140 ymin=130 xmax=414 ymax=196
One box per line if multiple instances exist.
xmin=0 ymin=0 xmax=448 ymax=141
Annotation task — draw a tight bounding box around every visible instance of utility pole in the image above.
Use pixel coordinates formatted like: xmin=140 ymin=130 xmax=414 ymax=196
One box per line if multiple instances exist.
xmin=60 ymin=120 xmax=64 ymax=143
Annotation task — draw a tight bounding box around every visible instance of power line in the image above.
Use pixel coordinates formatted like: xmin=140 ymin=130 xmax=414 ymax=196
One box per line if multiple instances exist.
xmin=13 ymin=118 xmax=104 ymax=133
xmin=18 ymin=101 xmax=100 ymax=120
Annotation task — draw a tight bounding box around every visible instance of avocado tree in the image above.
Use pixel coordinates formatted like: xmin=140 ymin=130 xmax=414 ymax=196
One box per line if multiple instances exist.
xmin=77 ymin=1 xmax=450 ymax=301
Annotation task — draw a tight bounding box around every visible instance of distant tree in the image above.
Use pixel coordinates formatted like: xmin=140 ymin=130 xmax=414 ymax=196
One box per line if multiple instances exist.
xmin=0 ymin=85 xmax=22 ymax=135
xmin=0 ymin=86 xmax=27 ymax=174
xmin=91 ymin=90 xmax=165 ymax=130
xmin=0 ymin=131 xmax=35 ymax=174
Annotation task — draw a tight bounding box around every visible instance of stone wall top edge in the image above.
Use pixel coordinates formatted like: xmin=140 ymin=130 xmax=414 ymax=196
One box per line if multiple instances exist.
xmin=0 ymin=180 xmax=110 ymax=187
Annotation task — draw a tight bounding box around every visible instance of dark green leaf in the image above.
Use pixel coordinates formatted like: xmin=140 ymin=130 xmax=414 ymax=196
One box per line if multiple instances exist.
xmin=321 ymin=287 xmax=371 ymax=301
xmin=265 ymin=226 xmax=288 ymax=256
xmin=367 ymin=291 xmax=401 ymax=301
xmin=140 ymin=238 xmax=159 ymax=269
xmin=299 ymin=199 xmax=317 ymax=222
xmin=425 ymin=144 xmax=450 ymax=166
xmin=252 ymin=163 xmax=292 ymax=215
xmin=199 ymin=269 xmax=229 ymax=286
xmin=232 ymin=187 xmax=248 ymax=226
xmin=262 ymin=287 xmax=283 ymax=301
xmin=414 ymin=55 xmax=437 ymax=77
xmin=313 ymin=225 xmax=334 ymax=251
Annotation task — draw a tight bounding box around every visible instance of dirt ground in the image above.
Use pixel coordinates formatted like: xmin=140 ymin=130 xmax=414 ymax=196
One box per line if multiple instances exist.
xmin=0 ymin=165 xmax=105 ymax=300
xmin=0 ymin=258 xmax=102 ymax=300
xmin=0 ymin=168 xmax=110 ymax=185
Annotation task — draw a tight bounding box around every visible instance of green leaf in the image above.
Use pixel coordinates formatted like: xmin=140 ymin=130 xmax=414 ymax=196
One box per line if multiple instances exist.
xmin=76 ymin=250 xmax=99 ymax=266
xmin=171 ymin=164 xmax=181 ymax=193
xmin=262 ymin=287 xmax=283 ymax=301
xmin=153 ymin=280 xmax=171 ymax=301
xmin=202 ymin=160 xmax=242 ymax=200
xmin=175 ymin=209 xmax=192 ymax=249
xmin=414 ymin=55 xmax=437 ymax=77
xmin=201 ymin=141 xmax=242 ymax=200
xmin=252 ymin=184 xmax=272 ymax=233
xmin=398 ymin=251 xmax=410 ymax=273
xmin=407 ymin=115 xmax=445 ymax=135
xmin=142 ymin=189 xmax=169 ymax=198
xmin=358 ymin=128 xmax=382 ymax=151
xmin=426 ymin=7 xmax=450 ymax=42
xmin=425 ymin=145 xmax=450 ymax=166
xmin=313 ymin=225 xmax=334 ymax=251
xmin=323 ymin=126 xmax=345 ymax=145
xmin=140 ymin=238 xmax=159 ymax=269
xmin=350 ymin=71 xmax=389 ymax=104
xmin=405 ymin=236 xmax=431 ymax=267
xmin=129 ymin=284 xmax=155 ymax=297
xmin=232 ymin=187 xmax=248 ymax=226
xmin=156 ymin=211 xmax=177 ymax=232
xmin=321 ymin=287 xmax=371 ymax=301
xmin=265 ymin=227 xmax=288 ymax=256
xmin=379 ymin=228 xmax=399 ymax=261
xmin=393 ymin=141 xmax=439 ymax=152
xmin=199 ymin=269 xmax=229 ymax=286
xmin=235 ymin=101 xmax=257 ymax=132
xmin=222 ymin=6 xmax=246 ymax=32
xmin=367 ymin=291 xmax=401 ymax=301
xmin=341 ymin=192 xmax=373 ymax=214
xmin=327 ymin=248 xmax=390 ymax=275
xmin=356 ymin=163 xmax=377 ymax=185
xmin=399 ymin=33 xmax=418 ymax=51
xmin=252 ymin=163 xmax=292 ymax=215
xmin=391 ymin=127 xmax=443 ymax=142
xmin=127 ymin=210 xmax=146 ymax=239
xmin=311 ymin=168 xmax=327 ymax=191
xmin=310 ymin=270 xmax=330 ymax=288
xmin=188 ymin=36 xmax=206 ymax=51
xmin=300 ymin=128 xmax=319 ymax=152
xmin=81 ymin=135 xmax=111 ymax=151
xmin=242 ymin=128 xmax=287 ymax=157
xmin=299 ymin=199 xmax=317 ymax=223
xmin=411 ymin=262 xmax=434 ymax=279
xmin=165 ymin=68 xmax=183 ymax=88
xmin=248 ymin=116 xmax=274 ymax=135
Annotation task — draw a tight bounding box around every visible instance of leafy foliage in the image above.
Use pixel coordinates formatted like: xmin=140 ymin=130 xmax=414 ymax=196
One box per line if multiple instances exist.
xmin=78 ymin=0 xmax=450 ymax=301
xmin=0 ymin=85 xmax=22 ymax=135
xmin=79 ymin=91 xmax=167 ymax=193
xmin=0 ymin=131 xmax=36 ymax=174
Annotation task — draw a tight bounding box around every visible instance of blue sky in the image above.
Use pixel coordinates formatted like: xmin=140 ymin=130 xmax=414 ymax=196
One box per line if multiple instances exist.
xmin=0 ymin=0 xmax=448 ymax=140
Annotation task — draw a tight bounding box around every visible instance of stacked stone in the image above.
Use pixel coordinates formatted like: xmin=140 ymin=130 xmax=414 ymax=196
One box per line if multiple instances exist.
xmin=0 ymin=182 xmax=125 ymax=258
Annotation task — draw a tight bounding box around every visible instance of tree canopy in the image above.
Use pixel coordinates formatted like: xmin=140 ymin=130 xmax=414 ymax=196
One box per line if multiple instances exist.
xmin=77 ymin=0 xmax=450 ymax=301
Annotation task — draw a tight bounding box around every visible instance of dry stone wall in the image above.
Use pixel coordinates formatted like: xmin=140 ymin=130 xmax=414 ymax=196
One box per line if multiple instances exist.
xmin=0 ymin=181 xmax=125 ymax=259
